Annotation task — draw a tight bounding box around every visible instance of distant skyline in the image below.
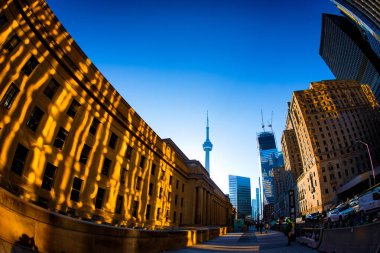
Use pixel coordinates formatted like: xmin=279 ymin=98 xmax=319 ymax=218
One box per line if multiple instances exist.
xmin=45 ymin=0 xmax=341 ymax=195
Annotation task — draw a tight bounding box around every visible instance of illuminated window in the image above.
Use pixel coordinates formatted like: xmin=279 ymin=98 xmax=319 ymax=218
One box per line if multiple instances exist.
xmin=139 ymin=155 xmax=145 ymax=168
xmin=43 ymin=79 xmax=60 ymax=99
xmin=145 ymin=204 xmax=151 ymax=220
xmin=10 ymin=143 xmax=29 ymax=176
xmin=3 ymin=35 xmax=20 ymax=53
xmin=79 ymin=144 xmax=91 ymax=164
xmin=132 ymin=200 xmax=139 ymax=218
xmin=21 ymin=56 xmax=39 ymax=76
xmin=101 ymin=158 xmax=111 ymax=176
xmin=115 ymin=195 xmax=123 ymax=214
xmin=53 ymin=127 xmax=69 ymax=150
xmin=0 ymin=13 xmax=8 ymax=28
xmin=41 ymin=163 xmax=57 ymax=191
xmin=136 ymin=176 xmax=142 ymax=190
xmin=149 ymin=183 xmax=154 ymax=196
xmin=1 ymin=83 xmax=19 ymax=109
xmin=151 ymin=163 xmax=156 ymax=175
xmin=66 ymin=99 xmax=80 ymax=118
xmin=89 ymin=118 xmax=100 ymax=135
xmin=70 ymin=177 xmax=83 ymax=202
xmin=26 ymin=106 xmax=44 ymax=132
xmin=95 ymin=187 xmax=105 ymax=209
xmin=108 ymin=132 xmax=118 ymax=149
xmin=120 ymin=168 xmax=127 ymax=184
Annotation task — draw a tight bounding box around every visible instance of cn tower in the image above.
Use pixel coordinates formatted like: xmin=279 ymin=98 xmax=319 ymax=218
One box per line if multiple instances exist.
xmin=202 ymin=111 xmax=213 ymax=174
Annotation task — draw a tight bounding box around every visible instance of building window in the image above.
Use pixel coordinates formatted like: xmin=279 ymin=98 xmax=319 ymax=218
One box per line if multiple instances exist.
xmin=132 ymin=200 xmax=139 ymax=218
xmin=10 ymin=143 xmax=29 ymax=176
xmin=53 ymin=127 xmax=69 ymax=150
xmin=79 ymin=144 xmax=91 ymax=164
xmin=181 ymin=197 xmax=184 ymax=207
xmin=3 ymin=35 xmax=20 ymax=53
xmin=0 ymin=13 xmax=8 ymax=28
xmin=1 ymin=83 xmax=19 ymax=109
xmin=169 ymin=175 xmax=172 ymax=185
xmin=66 ymin=99 xmax=80 ymax=118
xmin=174 ymin=195 xmax=178 ymax=205
xmin=139 ymin=155 xmax=145 ymax=168
xmin=108 ymin=132 xmax=118 ymax=149
xmin=70 ymin=177 xmax=83 ymax=202
xmin=41 ymin=163 xmax=57 ymax=191
xmin=156 ymin=208 xmax=161 ymax=220
xmin=89 ymin=118 xmax=100 ymax=135
xmin=176 ymin=180 xmax=179 ymax=189
xmin=149 ymin=183 xmax=154 ymax=196
xmin=120 ymin=168 xmax=127 ymax=184
xmin=159 ymin=187 xmax=163 ymax=199
xmin=101 ymin=158 xmax=111 ymax=176
xmin=125 ymin=145 xmax=133 ymax=160
xmin=26 ymin=106 xmax=44 ymax=132
xmin=166 ymin=210 xmax=169 ymax=221
xmin=95 ymin=187 xmax=105 ymax=209
xmin=43 ymin=78 xmax=60 ymax=99
xmin=182 ymin=184 xmax=185 ymax=192
xmin=21 ymin=56 xmax=39 ymax=76
xmin=115 ymin=195 xmax=123 ymax=214
xmin=146 ymin=204 xmax=151 ymax=220
xmin=173 ymin=211 xmax=177 ymax=223
xmin=136 ymin=176 xmax=142 ymax=190
xmin=151 ymin=163 xmax=156 ymax=175
xmin=180 ymin=213 xmax=183 ymax=224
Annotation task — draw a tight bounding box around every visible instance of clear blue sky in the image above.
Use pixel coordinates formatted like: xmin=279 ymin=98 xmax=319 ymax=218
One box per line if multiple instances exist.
xmin=46 ymin=0 xmax=340 ymax=196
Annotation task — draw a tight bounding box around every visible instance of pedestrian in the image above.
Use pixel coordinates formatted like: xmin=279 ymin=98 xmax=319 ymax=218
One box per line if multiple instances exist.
xmin=265 ymin=222 xmax=269 ymax=234
xmin=284 ymin=218 xmax=292 ymax=246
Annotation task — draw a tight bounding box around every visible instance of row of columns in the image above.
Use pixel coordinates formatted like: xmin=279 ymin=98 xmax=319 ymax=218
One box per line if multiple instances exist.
xmin=195 ymin=186 xmax=227 ymax=226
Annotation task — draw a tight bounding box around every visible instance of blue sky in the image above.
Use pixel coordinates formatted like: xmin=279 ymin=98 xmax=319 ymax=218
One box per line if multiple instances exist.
xmin=46 ymin=0 xmax=340 ymax=195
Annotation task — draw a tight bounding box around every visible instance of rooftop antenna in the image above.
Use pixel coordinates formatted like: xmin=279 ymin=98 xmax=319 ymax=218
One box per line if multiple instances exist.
xmin=268 ymin=111 xmax=274 ymax=132
xmin=261 ymin=109 xmax=265 ymax=132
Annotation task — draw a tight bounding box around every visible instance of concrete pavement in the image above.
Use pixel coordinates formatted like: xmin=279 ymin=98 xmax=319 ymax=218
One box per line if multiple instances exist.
xmin=168 ymin=229 xmax=318 ymax=253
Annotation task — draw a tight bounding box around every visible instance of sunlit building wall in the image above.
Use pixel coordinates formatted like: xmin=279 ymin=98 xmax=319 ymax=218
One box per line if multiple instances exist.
xmin=286 ymin=80 xmax=380 ymax=215
xmin=320 ymin=14 xmax=380 ymax=101
xmin=0 ymin=0 xmax=232 ymax=229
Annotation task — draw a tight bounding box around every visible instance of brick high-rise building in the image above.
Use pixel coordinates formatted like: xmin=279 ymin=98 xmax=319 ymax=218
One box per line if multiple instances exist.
xmin=283 ymin=80 xmax=380 ymax=215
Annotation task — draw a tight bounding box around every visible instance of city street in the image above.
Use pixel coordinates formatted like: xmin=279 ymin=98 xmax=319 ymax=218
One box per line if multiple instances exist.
xmin=169 ymin=229 xmax=318 ymax=253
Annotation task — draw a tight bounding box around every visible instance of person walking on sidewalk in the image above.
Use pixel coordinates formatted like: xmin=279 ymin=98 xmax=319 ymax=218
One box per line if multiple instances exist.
xmin=284 ymin=218 xmax=292 ymax=246
xmin=265 ymin=222 xmax=269 ymax=234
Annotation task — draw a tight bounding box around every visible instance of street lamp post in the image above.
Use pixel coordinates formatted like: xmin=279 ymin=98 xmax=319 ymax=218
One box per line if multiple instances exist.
xmin=356 ymin=140 xmax=376 ymax=186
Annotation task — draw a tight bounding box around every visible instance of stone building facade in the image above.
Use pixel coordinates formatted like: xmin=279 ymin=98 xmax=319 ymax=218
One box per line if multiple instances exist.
xmin=282 ymin=80 xmax=380 ymax=215
xmin=0 ymin=0 xmax=232 ymax=229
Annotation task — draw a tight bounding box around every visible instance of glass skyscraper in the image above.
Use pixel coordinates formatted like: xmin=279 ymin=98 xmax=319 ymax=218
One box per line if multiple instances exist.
xmin=229 ymin=175 xmax=252 ymax=219
xmin=257 ymin=132 xmax=282 ymax=206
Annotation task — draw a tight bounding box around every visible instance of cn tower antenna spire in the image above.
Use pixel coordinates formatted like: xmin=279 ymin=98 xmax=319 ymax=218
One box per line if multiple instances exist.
xmin=203 ymin=111 xmax=213 ymax=174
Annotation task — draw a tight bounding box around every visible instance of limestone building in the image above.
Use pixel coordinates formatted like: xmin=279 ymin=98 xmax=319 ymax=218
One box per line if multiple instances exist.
xmin=0 ymin=0 xmax=232 ymax=229
xmin=282 ymin=80 xmax=380 ymax=215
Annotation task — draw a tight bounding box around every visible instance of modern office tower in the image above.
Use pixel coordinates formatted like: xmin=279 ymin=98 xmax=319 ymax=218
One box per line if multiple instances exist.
xmin=283 ymin=80 xmax=380 ymax=215
xmin=229 ymin=175 xmax=252 ymax=219
xmin=256 ymin=187 xmax=260 ymax=220
xmin=251 ymin=199 xmax=257 ymax=220
xmin=331 ymin=0 xmax=380 ymax=57
xmin=0 ymin=0 xmax=232 ymax=230
xmin=257 ymin=131 xmax=281 ymax=208
xmin=320 ymin=14 xmax=380 ymax=101
xmin=202 ymin=112 xmax=213 ymax=174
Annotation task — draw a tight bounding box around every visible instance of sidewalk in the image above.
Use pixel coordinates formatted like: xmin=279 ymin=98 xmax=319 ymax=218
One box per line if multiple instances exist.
xmin=169 ymin=229 xmax=318 ymax=252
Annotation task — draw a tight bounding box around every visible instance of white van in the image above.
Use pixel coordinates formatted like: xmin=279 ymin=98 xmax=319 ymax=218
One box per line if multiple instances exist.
xmin=358 ymin=185 xmax=380 ymax=214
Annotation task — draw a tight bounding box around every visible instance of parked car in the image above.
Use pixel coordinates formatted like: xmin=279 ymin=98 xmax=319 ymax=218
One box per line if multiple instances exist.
xmin=305 ymin=212 xmax=322 ymax=221
xmin=349 ymin=198 xmax=359 ymax=213
xmin=327 ymin=204 xmax=355 ymax=223
xmin=358 ymin=185 xmax=380 ymax=215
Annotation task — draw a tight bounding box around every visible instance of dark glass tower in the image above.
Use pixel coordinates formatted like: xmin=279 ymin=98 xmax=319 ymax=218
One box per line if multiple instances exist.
xmin=320 ymin=13 xmax=380 ymax=100
xmin=229 ymin=175 xmax=252 ymax=219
